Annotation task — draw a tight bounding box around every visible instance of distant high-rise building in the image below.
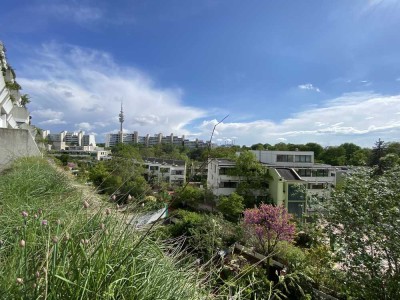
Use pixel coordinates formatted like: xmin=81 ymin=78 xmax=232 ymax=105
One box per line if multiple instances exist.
xmin=46 ymin=130 xmax=96 ymax=150
xmin=105 ymin=103 xmax=211 ymax=149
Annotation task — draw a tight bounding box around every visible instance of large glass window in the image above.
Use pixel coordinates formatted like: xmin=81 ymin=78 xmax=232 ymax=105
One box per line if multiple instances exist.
xmin=288 ymin=202 xmax=305 ymax=218
xmin=295 ymin=155 xmax=312 ymax=163
xmin=160 ymin=167 xmax=170 ymax=173
xmin=315 ymin=169 xmax=329 ymax=177
xmin=297 ymin=169 xmax=312 ymax=177
xmin=276 ymin=155 xmax=294 ymax=162
xmin=288 ymin=184 xmax=306 ymax=200
xmin=219 ymin=181 xmax=238 ymax=188
xmin=171 ymin=170 xmax=184 ymax=175
xmin=308 ymin=183 xmax=325 ymax=189
xmin=219 ymin=167 xmax=233 ymax=175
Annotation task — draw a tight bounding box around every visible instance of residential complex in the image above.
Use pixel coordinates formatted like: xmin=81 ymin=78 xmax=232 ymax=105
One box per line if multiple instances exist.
xmin=250 ymin=150 xmax=336 ymax=199
xmin=0 ymin=42 xmax=31 ymax=130
xmin=105 ymin=131 xmax=210 ymax=149
xmin=207 ymin=150 xmax=337 ymax=217
xmin=0 ymin=42 xmax=41 ymax=171
xmin=42 ymin=130 xmax=111 ymax=161
xmin=143 ymin=157 xmax=186 ymax=186
xmin=43 ymin=130 xmax=96 ymax=150
xmin=104 ymin=104 xmax=211 ymax=149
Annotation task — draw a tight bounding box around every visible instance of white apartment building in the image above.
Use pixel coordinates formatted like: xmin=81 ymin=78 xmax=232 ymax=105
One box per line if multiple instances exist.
xmin=250 ymin=150 xmax=336 ymax=198
xmin=46 ymin=130 xmax=96 ymax=150
xmin=105 ymin=131 xmax=210 ymax=149
xmin=207 ymin=159 xmax=239 ymax=196
xmin=0 ymin=42 xmax=31 ymax=130
xmin=207 ymin=150 xmax=337 ymax=217
xmin=0 ymin=41 xmax=41 ymax=171
xmin=207 ymin=157 xmax=308 ymax=217
xmin=143 ymin=158 xmax=186 ymax=186
xmin=55 ymin=146 xmax=110 ymax=161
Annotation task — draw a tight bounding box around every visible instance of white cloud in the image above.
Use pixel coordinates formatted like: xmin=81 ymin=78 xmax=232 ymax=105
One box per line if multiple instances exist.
xmin=18 ymin=43 xmax=205 ymax=139
xmin=75 ymin=122 xmax=94 ymax=131
xmin=17 ymin=43 xmax=400 ymax=147
xmin=40 ymin=119 xmax=66 ymax=125
xmin=31 ymin=108 xmax=64 ymax=120
xmin=197 ymin=92 xmax=400 ymax=146
xmin=35 ymin=3 xmax=103 ymax=24
xmin=298 ymin=83 xmax=320 ymax=92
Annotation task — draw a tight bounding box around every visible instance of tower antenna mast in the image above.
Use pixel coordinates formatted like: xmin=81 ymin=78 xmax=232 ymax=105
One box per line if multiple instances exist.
xmin=119 ymin=102 xmax=124 ymax=144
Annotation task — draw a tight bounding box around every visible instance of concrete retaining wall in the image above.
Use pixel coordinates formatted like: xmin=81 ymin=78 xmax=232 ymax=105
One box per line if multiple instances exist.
xmin=0 ymin=128 xmax=41 ymax=172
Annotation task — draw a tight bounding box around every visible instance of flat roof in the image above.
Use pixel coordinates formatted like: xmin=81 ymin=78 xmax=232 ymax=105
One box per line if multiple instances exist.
xmin=144 ymin=157 xmax=186 ymax=166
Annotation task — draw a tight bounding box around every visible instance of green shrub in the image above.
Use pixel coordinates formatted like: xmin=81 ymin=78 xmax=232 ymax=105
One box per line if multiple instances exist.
xmin=0 ymin=158 xmax=208 ymax=299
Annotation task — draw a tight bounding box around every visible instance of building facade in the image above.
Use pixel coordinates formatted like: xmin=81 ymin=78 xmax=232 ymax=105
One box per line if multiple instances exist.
xmin=105 ymin=131 xmax=210 ymax=149
xmin=45 ymin=130 xmax=96 ymax=150
xmin=0 ymin=42 xmax=32 ymax=130
xmin=143 ymin=157 xmax=186 ymax=186
xmin=207 ymin=150 xmax=337 ymax=217
xmin=250 ymin=150 xmax=336 ymax=199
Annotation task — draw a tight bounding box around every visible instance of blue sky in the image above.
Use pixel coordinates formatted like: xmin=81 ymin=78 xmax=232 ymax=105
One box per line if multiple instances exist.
xmin=2 ymin=0 xmax=400 ymax=146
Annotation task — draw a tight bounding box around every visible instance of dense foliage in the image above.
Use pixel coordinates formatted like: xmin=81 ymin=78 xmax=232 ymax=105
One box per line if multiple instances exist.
xmin=324 ymin=166 xmax=400 ymax=299
xmin=0 ymin=158 xmax=207 ymax=299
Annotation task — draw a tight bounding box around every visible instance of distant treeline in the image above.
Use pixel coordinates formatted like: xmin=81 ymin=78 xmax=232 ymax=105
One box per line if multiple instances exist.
xmin=109 ymin=139 xmax=400 ymax=167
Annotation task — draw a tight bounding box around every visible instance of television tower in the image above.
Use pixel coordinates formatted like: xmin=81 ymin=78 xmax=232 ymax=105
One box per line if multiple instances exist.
xmin=119 ymin=102 xmax=124 ymax=144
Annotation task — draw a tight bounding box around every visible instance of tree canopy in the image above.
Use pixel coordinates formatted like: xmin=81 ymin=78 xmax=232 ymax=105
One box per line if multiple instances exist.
xmin=324 ymin=166 xmax=400 ymax=299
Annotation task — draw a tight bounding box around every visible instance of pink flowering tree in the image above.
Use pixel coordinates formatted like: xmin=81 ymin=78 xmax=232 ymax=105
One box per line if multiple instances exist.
xmin=243 ymin=204 xmax=296 ymax=256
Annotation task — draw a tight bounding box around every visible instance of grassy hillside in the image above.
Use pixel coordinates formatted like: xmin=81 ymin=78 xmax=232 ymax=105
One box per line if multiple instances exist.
xmin=0 ymin=158 xmax=207 ymax=299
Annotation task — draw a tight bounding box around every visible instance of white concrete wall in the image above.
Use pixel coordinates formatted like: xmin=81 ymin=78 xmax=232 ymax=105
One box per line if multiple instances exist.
xmin=250 ymin=150 xmax=314 ymax=167
xmin=0 ymin=128 xmax=42 ymax=172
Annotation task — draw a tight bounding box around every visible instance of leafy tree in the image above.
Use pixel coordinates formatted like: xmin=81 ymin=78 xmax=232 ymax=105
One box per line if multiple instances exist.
xmin=122 ymin=175 xmax=150 ymax=200
xmin=234 ymin=151 xmax=270 ymax=207
xmin=324 ymin=167 xmax=400 ymax=299
xmin=273 ymin=142 xmax=289 ymax=151
xmin=250 ymin=143 xmax=265 ymax=150
xmin=217 ymin=192 xmax=244 ymax=221
xmin=112 ymin=143 xmax=142 ymax=160
xmin=340 ymin=142 xmax=361 ymax=163
xmin=387 ymin=142 xmax=400 ymax=153
xmin=347 ymin=148 xmax=370 ymax=166
xmin=263 ymin=143 xmax=273 ymax=150
xmin=174 ymin=185 xmax=203 ymax=207
xmin=369 ymin=138 xmax=386 ymax=168
xmin=243 ymin=204 xmax=296 ymax=256
xmin=379 ymin=153 xmax=399 ymax=170
xmin=59 ymin=154 xmax=69 ymax=166
xmin=202 ymin=146 xmax=238 ymax=160
xmin=88 ymin=162 xmax=109 ymax=186
xmin=304 ymin=142 xmax=324 ymax=161
xmin=167 ymin=210 xmax=238 ymax=260
xmin=320 ymin=146 xmax=346 ymax=165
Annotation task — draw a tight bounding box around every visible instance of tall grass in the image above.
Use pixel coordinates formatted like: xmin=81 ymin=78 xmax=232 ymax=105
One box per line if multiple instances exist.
xmin=0 ymin=158 xmax=207 ymax=299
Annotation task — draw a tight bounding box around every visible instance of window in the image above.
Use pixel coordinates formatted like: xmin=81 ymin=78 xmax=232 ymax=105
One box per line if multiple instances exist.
xmin=297 ymin=169 xmax=312 ymax=177
xmin=149 ymin=166 xmax=159 ymax=171
xmin=160 ymin=167 xmax=170 ymax=173
xmin=308 ymin=183 xmax=325 ymax=189
xmin=276 ymin=155 xmax=294 ymax=162
xmin=171 ymin=170 xmax=184 ymax=175
xmin=288 ymin=202 xmax=305 ymax=218
xmin=315 ymin=169 xmax=329 ymax=177
xmin=219 ymin=167 xmax=233 ymax=175
xmin=288 ymin=184 xmax=306 ymax=200
xmin=295 ymin=155 xmax=312 ymax=163
xmin=219 ymin=181 xmax=238 ymax=188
